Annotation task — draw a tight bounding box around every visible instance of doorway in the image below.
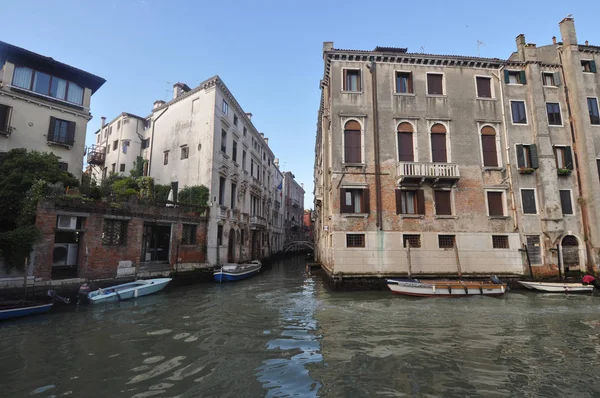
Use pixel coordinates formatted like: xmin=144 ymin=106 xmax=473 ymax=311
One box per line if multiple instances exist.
xmin=141 ymin=223 xmax=171 ymax=262
xmin=561 ymin=235 xmax=580 ymax=272
xmin=227 ymin=228 xmax=236 ymax=263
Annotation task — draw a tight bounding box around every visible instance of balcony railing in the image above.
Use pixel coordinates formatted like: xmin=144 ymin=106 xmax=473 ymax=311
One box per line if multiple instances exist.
xmin=87 ymin=145 xmax=106 ymax=165
xmin=397 ymin=162 xmax=460 ymax=183
xmin=218 ymin=206 xmax=227 ymax=219
xmin=241 ymin=212 xmax=249 ymax=223
xmin=292 ymin=198 xmax=300 ymax=208
xmin=250 ymin=215 xmax=267 ymax=228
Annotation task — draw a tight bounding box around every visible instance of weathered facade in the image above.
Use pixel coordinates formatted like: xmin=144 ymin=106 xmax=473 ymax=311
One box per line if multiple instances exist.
xmin=0 ymin=41 xmax=105 ymax=178
xmin=283 ymin=171 xmax=305 ymax=243
xmin=314 ymin=18 xmax=596 ymax=278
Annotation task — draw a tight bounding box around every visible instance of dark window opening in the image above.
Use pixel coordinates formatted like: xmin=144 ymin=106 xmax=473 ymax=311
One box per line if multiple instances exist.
xmin=396 ymin=189 xmax=425 ymax=215
xmin=346 ymin=234 xmax=365 ymax=248
xmin=102 ymin=219 xmax=128 ymax=245
xmin=492 ymin=235 xmax=509 ymax=249
xmin=182 ymin=224 xmax=197 ymax=245
xmin=48 ymin=117 xmax=75 ymax=146
xmin=403 ymin=234 xmax=421 ymax=248
xmin=487 ymin=191 xmax=504 ymax=216
xmin=481 ymin=126 xmax=498 ymax=167
xmin=397 ymin=122 xmax=414 ymax=162
xmin=344 ymin=120 xmax=362 ymax=163
xmin=511 ymin=101 xmax=527 ymax=124
xmin=434 ymin=190 xmax=452 ymax=215
xmin=559 ymin=190 xmax=573 ymax=215
xmin=427 ymin=73 xmax=444 ymax=95
xmin=340 ymin=188 xmax=369 ymax=214
xmin=546 ymin=103 xmax=562 ymax=125
xmin=582 ymin=60 xmax=597 ymax=73
xmin=476 ymin=76 xmax=492 ymax=98
xmin=438 ymin=235 xmax=456 ymax=249
xmin=119 ymin=164 xmax=125 ymax=172
xmin=516 ymin=144 xmax=538 ymax=169
xmin=588 ymin=98 xmax=600 ymax=125
xmin=343 ymin=69 xmax=361 ymax=91
xmin=521 ymin=189 xmax=537 ymax=214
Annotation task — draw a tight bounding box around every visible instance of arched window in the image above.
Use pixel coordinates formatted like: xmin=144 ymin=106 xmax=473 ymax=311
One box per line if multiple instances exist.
xmin=344 ymin=120 xmax=362 ymax=163
xmin=397 ymin=122 xmax=414 ymax=162
xmin=481 ymin=126 xmax=498 ymax=167
xmin=430 ymin=123 xmax=447 ymax=163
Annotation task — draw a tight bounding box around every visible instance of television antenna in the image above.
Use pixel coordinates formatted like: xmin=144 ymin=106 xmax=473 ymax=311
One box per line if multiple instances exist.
xmin=477 ymin=40 xmax=486 ymax=57
xmin=165 ymin=81 xmax=172 ymax=101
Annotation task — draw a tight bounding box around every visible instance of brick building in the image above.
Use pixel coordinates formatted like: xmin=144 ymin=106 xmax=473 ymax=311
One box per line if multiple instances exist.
xmin=314 ymin=18 xmax=598 ymax=278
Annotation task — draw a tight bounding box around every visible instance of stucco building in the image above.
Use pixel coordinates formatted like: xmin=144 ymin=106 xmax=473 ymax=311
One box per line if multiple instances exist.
xmin=0 ymin=40 xmax=105 ymax=178
xmin=314 ymin=18 xmax=597 ymax=278
xmin=283 ymin=172 xmax=305 ymax=243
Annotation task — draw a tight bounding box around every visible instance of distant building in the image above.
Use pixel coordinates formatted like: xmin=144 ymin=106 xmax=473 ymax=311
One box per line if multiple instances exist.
xmin=303 ymin=209 xmax=314 ymax=241
xmin=0 ymin=40 xmax=105 ymax=178
xmin=283 ymin=171 xmax=305 ymax=243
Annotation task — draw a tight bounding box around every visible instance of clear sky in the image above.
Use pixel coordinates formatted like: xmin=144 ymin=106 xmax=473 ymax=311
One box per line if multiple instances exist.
xmin=3 ymin=1 xmax=599 ymax=207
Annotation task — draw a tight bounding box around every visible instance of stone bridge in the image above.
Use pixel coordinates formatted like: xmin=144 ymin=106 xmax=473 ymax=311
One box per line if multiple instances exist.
xmin=283 ymin=240 xmax=314 ymax=253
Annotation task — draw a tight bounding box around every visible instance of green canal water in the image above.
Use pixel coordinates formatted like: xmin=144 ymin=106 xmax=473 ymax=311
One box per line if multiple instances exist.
xmin=2 ymin=256 xmax=600 ymax=397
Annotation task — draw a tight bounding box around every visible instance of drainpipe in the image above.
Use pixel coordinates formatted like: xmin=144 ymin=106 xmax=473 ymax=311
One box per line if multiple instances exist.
xmin=367 ymin=59 xmax=383 ymax=230
xmin=495 ymin=66 xmax=519 ymax=231
xmin=147 ymin=107 xmax=169 ymax=176
xmin=558 ymin=48 xmax=594 ymax=272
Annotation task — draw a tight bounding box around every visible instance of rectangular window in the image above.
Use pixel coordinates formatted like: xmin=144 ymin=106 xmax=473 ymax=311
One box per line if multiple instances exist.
xmin=343 ymin=69 xmax=361 ymax=91
xmin=395 ymin=72 xmax=413 ymax=94
xmin=340 ymin=188 xmax=369 ymax=214
xmin=521 ymin=189 xmax=537 ymax=214
xmin=542 ymin=72 xmax=556 ymax=86
xmin=554 ymin=146 xmax=573 ymax=170
xmin=476 ymin=76 xmax=492 ymax=98
xmin=492 ymin=235 xmax=509 ymax=249
xmin=559 ymin=190 xmax=573 ymax=215
xmin=119 ymin=164 xmax=125 ymax=172
xmin=58 ymin=162 xmax=68 ymax=172
xmin=141 ymin=138 xmax=150 ymax=149
xmin=546 ymin=103 xmax=562 ymax=125
xmin=242 ymin=150 xmax=247 ymax=170
xmin=506 ymin=70 xmax=526 ymax=84
xmin=222 ymin=100 xmax=228 ymax=114
xmin=403 ymin=234 xmax=421 ymax=248
xmin=112 ymin=140 xmax=118 ymax=150
xmin=511 ymin=101 xmax=527 ymax=124
xmin=221 ymin=129 xmax=227 ymax=153
xmin=219 ymin=177 xmax=226 ymax=206
xmin=430 ymin=132 xmax=447 ymax=163
xmin=111 ymin=163 xmax=116 ymax=173
xmin=233 ymin=114 xmax=238 ymax=127
xmin=12 ymin=67 xmax=83 ymax=105
xmin=48 ymin=117 xmax=75 ymax=146
xmin=243 ymin=127 xmax=247 ymax=137
xmin=434 ymin=190 xmax=452 ymax=215
xmin=487 ymin=191 xmax=505 ymax=216
xmin=397 ymin=131 xmax=414 ymax=162
xmin=396 ymin=189 xmax=425 ymax=215
xmin=231 ymin=183 xmax=237 ymax=209
xmin=438 ymin=235 xmax=456 ymax=249
xmin=117 ymin=120 xmax=121 ymax=130
xmin=346 ymin=233 xmax=365 ymax=248
xmin=526 ymin=235 xmax=542 ymax=264
xmin=582 ymin=60 xmax=597 ymax=73
xmin=217 ymin=225 xmax=223 ymax=246
xmin=0 ymin=104 xmax=12 ymax=134
xmin=163 ymin=151 xmax=169 ymax=165
xmin=427 ymin=73 xmax=444 ymax=95
xmin=102 ymin=219 xmax=128 ymax=245
xmin=588 ymin=98 xmax=600 ymax=125
xmin=516 ymin=144 xmax=538 ymax=169
xmin=181 ymin=146 xmax=189 ymax=160
xmin=232 ymin=141 xmax=238 ymax=162
xmin=182 ymin=224 xmax=197 ymax=245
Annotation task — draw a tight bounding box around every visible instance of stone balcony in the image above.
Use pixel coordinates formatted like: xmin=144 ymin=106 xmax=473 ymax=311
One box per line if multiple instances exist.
xmin=397 ymin=162 xmax=460 ymax=185
xmin=250 ymin=215 xmax=267 ymax=228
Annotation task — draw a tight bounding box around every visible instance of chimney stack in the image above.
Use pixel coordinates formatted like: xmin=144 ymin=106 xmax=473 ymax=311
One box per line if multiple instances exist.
xmin=559 ymin=17 xmax=578 ymax=46
xmin=153 ymin=100 xmax=166 ymax=109
xmin=552 ymin=36 xmax=557 ymax=44
xmin=585 ymin=40 xmax=589 ymax=46
xmin=260 ymin=133 xmax=265 ymax=139
xmin=274 ymin=158 xmax=279 ymax=168
xmin=172 ymin=82 xmax=190 ymax=99
xmin=246 ymin=112 xmax=253 ymax=120
xmin=264 ymin=137 xmax=269 ymax=145
xmin=515 ymin=34 xmax=526 ymax=60
xmin=101 ymin=116 xmax=106 ymax=130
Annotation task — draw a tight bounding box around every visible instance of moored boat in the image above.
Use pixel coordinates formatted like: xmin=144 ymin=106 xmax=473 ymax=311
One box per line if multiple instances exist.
xmin=518 ymin=281 xmax=594 ymax=293
xmin=0 ymin=301 xmax=53 ymax=320
xmin=214 ymin=260 xmax=262 ymax=282
xmin=86 ymin=278 xmax=172 ymax=304
xmin=386 ymin=278 xmax=507 ymax=297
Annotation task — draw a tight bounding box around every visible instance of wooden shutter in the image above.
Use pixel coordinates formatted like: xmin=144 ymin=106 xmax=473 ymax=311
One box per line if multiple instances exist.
xmin=398 ymin=132 xmax=414 ymax=161
xmin=564 ymin=146 xmax=573 ymax=170
xmin=344 ymin=126 xmax=361 ymax=163
xmin=67 ymin=121 xmax=76 ymax=146
xmin=521 ymin=190 xmax=537 ymax=214
xmin=481 ymin=135 xmax=498 ymax=167
xmin=0 ymin=105 xmax=10 ymax=132
xmin=560 ymin=190 xmax=573 ymax=215
xmin=529 ymin=144 xmax=539 ymax=168
xmin=591 ymin=60 xmax=597 ymax=73
xmin=519 ymin=70 xmax=527 ymax=84
xmin=487 ymin=192 xmax=504 ymax=216
xmin=434 ymin=190 xmax=452 ymax=215
xmin=340 ymin=188 xmax=351 ymax=213
xmin=407 ymin=74 xmax=414 ymax=93
xmin=361 ymin=189 xmax=370 ymax=214
xmin=416 ymin=190 xmax=425 ymax=215
xmin=504 ymin=70 xmax=510 ymax=83
xmin=553 ymin=72 xmax=561 ymax=86
xmin=48 ymin=116 xmax=56 ymax=142
xmin=431 ymin=133 xmax=447 ymax=163
xmin=516 ymin=144 xmax=525 ymax=168
xmin=476 ymin=77 xmax=491 ymax=98
xmin=427 ymin=74 xmax=443 ymax=95
xmin=395 ymin=190 xmax=402 ymax=214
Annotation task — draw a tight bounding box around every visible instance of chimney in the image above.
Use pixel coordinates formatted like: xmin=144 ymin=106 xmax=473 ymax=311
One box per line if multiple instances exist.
xmin=260 ymin=133 xmax=265 ymax=139
xmin=246 ymin=112 xmax=252 ymax=120
xmin=559 ymin=17 xmax=578 ymax=46
xmin=264 ymin=137 xmax=269 ymax=145
xmin=323 ymin=41 xmax=334 ymax=60
xmin=585 ymin=40 xmax=589 ymax=46
xmin=101 ymin=116 xmax=106 ymax=130
xmin=515 ymin=34 xmax=526 ymax=60
xmin=153 ymin=100 xmax=166 ymax=109
xmin=172 ymin=82 xmax=190 ymax=99
xmin=552 ymin=36 xmax=557 ymax=45
xmin=274 ymin=158 xmax=279 ymax=168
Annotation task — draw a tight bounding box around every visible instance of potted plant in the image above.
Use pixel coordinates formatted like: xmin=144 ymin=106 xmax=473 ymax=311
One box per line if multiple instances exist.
xmin=557 ymin=168 xmax=572 ymax=176
xmin=518 ymin=167 xmax=535 ymax=174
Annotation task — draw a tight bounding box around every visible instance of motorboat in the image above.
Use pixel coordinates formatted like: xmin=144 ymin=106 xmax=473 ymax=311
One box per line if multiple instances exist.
xmin=517 ymin=281 xmax=594 ymax=293
xmin=214 ymin=260 xmax=262 ymax=282
xmin=386 ymin=277 xmax=507 ymax=297
xmin=86 ymin=278 xmax=172 ymax=304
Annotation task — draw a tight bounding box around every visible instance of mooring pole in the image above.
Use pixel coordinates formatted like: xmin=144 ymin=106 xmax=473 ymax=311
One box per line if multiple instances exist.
xmin=523 ymin=243 xmax=534 ymax=281
xmin=557 ymin=244 xmax=563 ymax=281
xmin=454 ymin=243 xmax=462 ymax=279
xmin=406 ymin=242 xmax=412 ymax=278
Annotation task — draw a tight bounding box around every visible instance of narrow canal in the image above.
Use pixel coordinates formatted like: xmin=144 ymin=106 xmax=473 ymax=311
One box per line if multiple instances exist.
xmin=3 ymin=256 xmax=600 ymax=397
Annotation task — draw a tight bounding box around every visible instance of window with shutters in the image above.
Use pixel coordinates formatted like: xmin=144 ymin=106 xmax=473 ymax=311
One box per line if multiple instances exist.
xmin=427 ymin=73 xmax=444 ymax=95
xmin=481 ymin=126 xmax=498 ymax=167
xmin=346 ymin=234 xmax=365 ymax=248
xmin=343 ymin=69 xmax=361 ymax=92
xmin=511 ymin=101 xmax=527 ymax=124
xmin=582 ymin=60 xmax=596 ymax=73
xmin=395 ymin=72 xmax=413 ymax=94
xmin=434 ymin=190 xmax=452 ymax=215
xmin=476 ymin=76 xmax=492 ymax=98
xmin=559 ymin=190 xmax=574 ymax=215
xmin=546 ymin=103 xmax=562 ymax=125
xmin=343 ymin=120 xmax=362 ymax=163
xmin=516 ymin=144 xmax=538 ymax=169
xmin=520 ymin=189 xmax=537 ymax=214
xmin=47 ymin=117 xmax=76 ymax=146
xmin=430 ymin=123 xmax=447 ymax=163
xmin=396 ymin=189 xmax=425 ymax=215
xmin=182 ymin=224 xmax=197 ymax=245
xmin=102 ymin=219 xmax=128 ymax=245
xmin=492 ymin=235 xmax=509 ymax=249
xmin=505 ymin=70 xmax=526 ymax=84
xmin=340 ymin=188 xmax=369 ymax=214
xmin=397 ymin=122 xmax=415 ymax=162
xmin=0 ymin=104 xmax=12 ymax=135
xmin=588 ymin=98 xmax=600 ymax=125
xmin=526 ymin=235 xmax=542 ymax=264
xmin=542 ymin=72 xmax=557 ymax=86
xmin=403 ymin=234 xmax=421 ymax=248
xmin=553 ymin=146 xmax=573 ymax=170
xmin=438 ymin=235 xmax=456 ymax=249
xmin=119 ymin=164 xmax=125 ymax=172
xmin=486 ymin=191 xmax=505 ymax=217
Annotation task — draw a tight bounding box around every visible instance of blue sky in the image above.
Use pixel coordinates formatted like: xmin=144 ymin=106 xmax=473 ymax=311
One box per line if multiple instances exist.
xmin=3 ymin=1 xmax=599 ymax=207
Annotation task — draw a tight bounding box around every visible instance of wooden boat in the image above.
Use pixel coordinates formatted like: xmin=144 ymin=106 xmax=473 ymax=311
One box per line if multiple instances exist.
xmin=214 ymin=260 xmax=262 ymax=282
xmin=518 ymin=281 xmax=594 ymax=293
xmin=87 ymin=278 xmax=172 ymax=304
xmin=0 ymin=301 xmax=53 ymax=320
xmin=386 ymin=278 xmax=507 ymax=297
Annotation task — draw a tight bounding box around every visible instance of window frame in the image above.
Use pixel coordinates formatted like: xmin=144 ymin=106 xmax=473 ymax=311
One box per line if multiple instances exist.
xmin=438 ymin=234 xmax=456 ymax=249
xmin=581 ymin=60 xmax=596 ymax=73
xmin=119 ymin=163 xmax=125 ymax=172
xmin=506 ymin=70 xmax=525 ymax=85
xmin=428 ymin=121 xmax=451 ymax=163
xmin=340 ymin=187 xmax=369 ymax=214
xmin=515 ymin=143 xmax=538 ymax=169
xmin=542 ymin=72 xmax=556 ymax=87
xmin=587 ymin=97 xmax=600 ymax=125
xmin=510 ymin=100 xmax=528 ymax=125
xmin=346 ymin=233 xmax=366 ymax=248
xmin=403 ymin=234 xmax=421 ymax=248
xmin=394 ymin=70 xmax=414 ymax=95
xmin=180 ymin=145 xmax=189 ymax=160
xmin=520 ymin=188 xmax=539 ymax=215
xmin=434 ymin=189 xmax=453 ymax=216
xmin=395 ymin=120 xmax=418 ymax=162
xmin=163 ymin=151 xmax=169 ymax=165
xmin=485 ymin=190 xmax=507 ymax=217
xmin=0 ymin=103 xmax=13 ymax=135
xmin=479 ymin=124 xmax=501 ymax=167
xmin=342 ymin=118 xmax=364 ymax=164
xmin=47 ymin=117 xmax=75 ymax=147
xmin=11 ymin=66 xmax=85 ymax=106
xmin=222 ymin=100 xmax=229 ymax=115
xmin=181 ymin=224 xmax=197 ymax=245
xmin=221 ymin=129 xmax=227 ymax=153
xmin=396 ymin=189 xmax=425 ymax=215
xmin=102 ymin=219 xmax=128 ymax=246
xmin=342 ymin=68 xmax=362 ymax=92
xmin=474 ymin=75 xmax=493 ymax=99
xmin=426 ymin=72 xmax=445 ymax=96
xmin=492 ymin=235 xmax=510 ymax=249
xmin=559 ymin=189 xmax=574 ymax=216
xmin=546 ymin=102 xmax=563 ymax=126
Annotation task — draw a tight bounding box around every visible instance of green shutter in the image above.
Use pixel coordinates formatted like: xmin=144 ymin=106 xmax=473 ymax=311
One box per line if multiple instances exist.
xmin=591 ymin=60 xmax=597 ymax=73
xmin=553 ymin=71 xmax=561 ymax=86
xmin=530 ymin=144 xmax=539 ymax=169
xmin=504 ymin=69 xmax=510 ymax=84
xmin=519 ymin=70 xmax=527 ymax=84
xmin=564 ymin=146 xmax=574 ymax=170
xmin=516 ymin=144 xmax=525 ymax=168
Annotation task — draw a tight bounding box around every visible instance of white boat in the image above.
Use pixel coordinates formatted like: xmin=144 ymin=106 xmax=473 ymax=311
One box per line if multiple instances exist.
xmin=214 ymin=260 xmax=262 ymax=282
xmin=386 ymin=278 xmax=507 ymax=297
xmin=518 ymin=281 xmax=594 ymax=293
xmin=87 ymin=278 xmax=172 ymax=304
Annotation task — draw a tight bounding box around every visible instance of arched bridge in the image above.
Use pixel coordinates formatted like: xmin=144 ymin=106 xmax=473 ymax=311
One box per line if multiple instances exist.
xmin=283 ymin=240 xmax=314 ymax=253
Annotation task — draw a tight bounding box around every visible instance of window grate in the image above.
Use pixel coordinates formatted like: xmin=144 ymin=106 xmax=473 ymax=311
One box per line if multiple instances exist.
xmin=403 ymin=234 xmax=421 ymax=248
xmin=346 ymin=234 xmax=365 ymax=248
xmin=492 ymin=235 xmax=509 ymax=249
xmin=102 ymin=220 xmax=128 ymax=245
xmin=438 ymin=235 xmax=456 ymax=249
xmin=182 ymin=224 xmax=196 ymax=245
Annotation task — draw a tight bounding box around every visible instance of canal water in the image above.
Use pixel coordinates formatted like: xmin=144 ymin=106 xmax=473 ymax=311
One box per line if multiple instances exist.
xmin=2 ymin=256 xmax=600 ymax=397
